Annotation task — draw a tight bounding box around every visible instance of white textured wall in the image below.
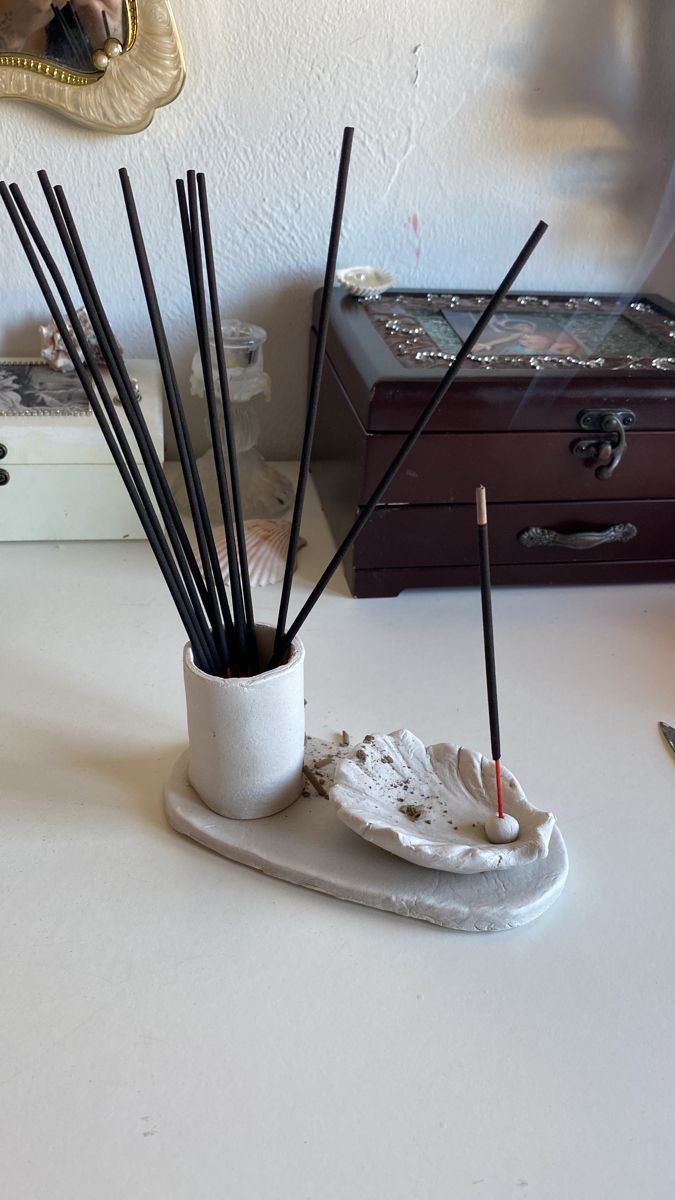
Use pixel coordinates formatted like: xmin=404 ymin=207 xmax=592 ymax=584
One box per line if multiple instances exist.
xmin=1 ymin=0 xmax=673 ymax=456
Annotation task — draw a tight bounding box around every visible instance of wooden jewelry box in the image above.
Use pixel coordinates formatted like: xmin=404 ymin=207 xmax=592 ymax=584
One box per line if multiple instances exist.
xmin=311 ymin=289 xmax=675 ymax=596
xmin=0 ymin=358 xmax=164 ymax=541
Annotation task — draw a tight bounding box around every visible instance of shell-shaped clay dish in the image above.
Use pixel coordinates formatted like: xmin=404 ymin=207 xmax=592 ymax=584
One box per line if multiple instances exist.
xmin=330 ymin=730 xmax=556 ymax=874
xmin=336 ymin=266 xmax=394 ymax=299
xmin=213 ymin=519 xmax=306 ymax=588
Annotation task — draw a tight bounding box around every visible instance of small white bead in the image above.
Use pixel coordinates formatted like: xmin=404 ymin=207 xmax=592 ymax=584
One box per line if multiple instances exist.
xmin=104 ymin=38 xmax=123 ymax=58
xmin=92 ymin=50 xmax=109 ymax=71
xmin=484 ymin=814 xmax=520 ymax=844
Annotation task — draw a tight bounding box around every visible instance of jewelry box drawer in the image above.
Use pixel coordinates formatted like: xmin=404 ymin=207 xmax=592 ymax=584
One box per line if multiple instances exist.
xmin=352 ymin=499 xmax=675 ymax=569
xmin=359 ymin=431 xmax=675 ymax=505
xmin=0 ymin=464 xmax=150 ymax=540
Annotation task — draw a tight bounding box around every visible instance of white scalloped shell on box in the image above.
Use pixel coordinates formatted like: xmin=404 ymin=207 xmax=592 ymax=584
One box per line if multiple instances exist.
xmin=336 ymin=266 xmax=394 ymax=299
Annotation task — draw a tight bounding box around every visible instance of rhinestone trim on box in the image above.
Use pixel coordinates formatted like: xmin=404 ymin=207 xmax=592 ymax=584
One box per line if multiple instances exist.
xmin=364 ymin=294 xmax=675 ymax=372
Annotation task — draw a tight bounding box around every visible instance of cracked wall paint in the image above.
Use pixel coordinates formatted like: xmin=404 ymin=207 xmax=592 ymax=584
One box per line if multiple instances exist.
xmin=412 ymin=43 xmax=422 ymax=87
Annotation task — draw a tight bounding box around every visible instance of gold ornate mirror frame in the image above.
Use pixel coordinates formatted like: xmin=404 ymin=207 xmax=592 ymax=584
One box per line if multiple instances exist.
xmin=0 ymin=0 xmax=185 ymax=133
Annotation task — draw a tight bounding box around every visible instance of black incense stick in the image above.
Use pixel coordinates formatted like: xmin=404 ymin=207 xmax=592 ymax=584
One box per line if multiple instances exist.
xmin=269 ymin=220 xmax=548 ymax=666
xmin=176 ymin=172 xmax=245 ymax=666
xmin=0 ymin=182 xmax=219 ymax=673
xmin=476 ymin=484 xmax=503 ymax=819
xmin=46 ymin=178 xmax=209 ymax=609
xmin=183 ymin=170 xmax=248 ymax=667
xmin=175 ymin=178 xmax=195 ymax=289
xmin=51 ymin=4 xmax=87 ymax=71
xmin=15 ymin=179 xmax=216 ymax=663
xmin=11 ymin=177 xmax=218 ymax=670
xmin=118 ymin=167 xmax=236 ymax=669
xmin=172 ymin=177 xmax=237 ymax=660
xmin=6 ymin=183 xmax=218 ymax=672
xmin=274 ymin=126 xmax=354 ymax=655
xmin=68 ymin=3 xmax=94 ymax=66
xmin=28 ymin=175 xmax=221 ymax=667
xmin=196 ymin=171 xmax=258 ymax=670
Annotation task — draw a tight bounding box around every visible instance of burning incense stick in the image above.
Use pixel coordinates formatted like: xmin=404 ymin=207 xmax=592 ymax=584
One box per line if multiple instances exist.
xmin=274 ymin=126 xmax=354 ymax=657
xmin=476 ymin=485 xmax=503 ymax=819
xmin=269 ymin=220 xmax=548 ymax=667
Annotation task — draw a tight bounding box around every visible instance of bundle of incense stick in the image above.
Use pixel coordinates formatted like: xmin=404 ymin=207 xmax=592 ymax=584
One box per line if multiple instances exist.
xmin=1 ymin=131 xmax=546 ymax=680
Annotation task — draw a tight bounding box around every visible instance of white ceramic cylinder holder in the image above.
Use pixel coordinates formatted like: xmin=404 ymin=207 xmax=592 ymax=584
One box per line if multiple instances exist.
xmin=183 ymin=624 xmax=305 ymax=820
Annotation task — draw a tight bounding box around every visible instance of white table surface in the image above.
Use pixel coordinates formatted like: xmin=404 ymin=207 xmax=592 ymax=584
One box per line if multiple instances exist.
xmin=1 ymin=466 xmax=674 ymax=1200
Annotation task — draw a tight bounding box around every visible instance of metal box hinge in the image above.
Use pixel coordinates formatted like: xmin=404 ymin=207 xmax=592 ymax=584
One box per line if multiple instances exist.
xmin=571 ymin=408 xmax=636 ymax=479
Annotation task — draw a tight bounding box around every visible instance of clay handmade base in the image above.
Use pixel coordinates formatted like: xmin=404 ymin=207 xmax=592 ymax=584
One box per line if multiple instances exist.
xmin=183 ymin=626 xmax=304 ymax=819
xmin=164 ymin=738 xmax=568 ymax=932
xmin=330 ymin=730 xmax=555 ymax=873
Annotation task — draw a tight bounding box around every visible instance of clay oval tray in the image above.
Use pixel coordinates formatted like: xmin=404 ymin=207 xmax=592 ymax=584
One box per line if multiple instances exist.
xmin=164 ymin=737 xmax=568 ymax=933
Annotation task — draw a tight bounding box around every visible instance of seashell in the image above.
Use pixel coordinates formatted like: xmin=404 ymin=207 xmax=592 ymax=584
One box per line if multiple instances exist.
xmin=336 ymin=266 xmax=394 ymax=300
xmin=330 ymin=729 xmax=556 ymax=874
xmin=212 ymin=519 xmax=306 ymax=588
xmin=39 ymin=306 xmax=124 ymax=373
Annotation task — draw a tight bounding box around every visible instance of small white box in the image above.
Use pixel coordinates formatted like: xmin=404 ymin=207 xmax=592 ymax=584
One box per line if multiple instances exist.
xmin=0 ymin=358 xmax=164 ymax=541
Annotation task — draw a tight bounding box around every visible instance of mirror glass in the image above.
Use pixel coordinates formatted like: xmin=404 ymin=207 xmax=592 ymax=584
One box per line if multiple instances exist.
xmin=0 ymin=2 xmax=128 ymax=75
xmin=0 ymin=1 xmax=182 ymax=135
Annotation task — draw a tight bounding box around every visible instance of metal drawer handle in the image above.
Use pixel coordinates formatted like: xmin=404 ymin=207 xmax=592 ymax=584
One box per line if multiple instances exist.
xmin=0 ymin=468 xmax=9 ymax=486
xmin=519 ymin=522 xmax=637 ymax=550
